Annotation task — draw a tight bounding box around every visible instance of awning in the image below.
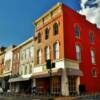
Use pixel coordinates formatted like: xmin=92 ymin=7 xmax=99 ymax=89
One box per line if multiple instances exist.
xmin=32 ymin=68 xmax=62 ymax=78
xmin=8 ymin=76 xmax=30 ymax=83
xmin=66 ymin=68 xmax=83 ymax=76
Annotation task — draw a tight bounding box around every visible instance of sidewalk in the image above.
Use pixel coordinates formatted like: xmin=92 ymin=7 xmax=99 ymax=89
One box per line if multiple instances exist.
xmin=54 ymin=96 xmax=75 ymax=100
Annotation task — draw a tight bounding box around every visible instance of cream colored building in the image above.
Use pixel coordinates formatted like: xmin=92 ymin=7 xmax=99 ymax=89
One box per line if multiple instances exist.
xmin=3 ymin=45 xmax=16 ymax=92
xmin=9 ymin=37 xmax=34 ymax=93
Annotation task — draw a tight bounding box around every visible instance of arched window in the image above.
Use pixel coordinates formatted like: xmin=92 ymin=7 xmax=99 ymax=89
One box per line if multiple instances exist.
xmin=45 ymin=28 xmax=49 ymax=40
xmin=38 ymin=33 xmax=42 ymax=43
xmin=92 ymin=68 xmax=97 ymax=77
xmin=75 ymin=25 xmax=80 ymax=38
xmin=91 ymin=49 xmax=96 ymax=64
xmin=54 ymin=41 xmax=59 ymax=59
xmin=45 ymin=46 xmax=50 ymax=60
xmin=76 ymin=45 xmax=81 ymax=62
xmin=37 ymin=49 xmax=42 ymax=64
xmin=53 ymin=22 xmax=59 ymax=35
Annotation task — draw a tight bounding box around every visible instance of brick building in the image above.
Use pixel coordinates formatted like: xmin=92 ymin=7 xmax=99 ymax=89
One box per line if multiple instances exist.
xmin=33 ymin=3 xmax=81 ymax=96
xmin=9 ymin=37 xmax=34 ymax=93
xmin=12 ymin=46 xmax=20 ymax=76
xmin=0 ymin=47 xmax=6 ymax=76
xmin=33 ymin=2 xmax=100 ymax=96
xmin=0 ymin=47 xmax=6 ymax=88
xmin=3 ymin=45 xmax=16 ymax=92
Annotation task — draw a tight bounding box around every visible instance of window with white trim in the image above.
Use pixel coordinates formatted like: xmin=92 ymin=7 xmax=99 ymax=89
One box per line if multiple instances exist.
xmin=76 ymin=45 xmax=81 ymax=62
xmin=37 ymin=49 xmax=42 ymax=64
xmin=29 ymin=46 xmax=34 ymax=58
xmin=54 ymin=42 xmax=59 ymax=59
xmin=45 ymin=46 xmax=50 ymax=60
xmin=91 ymin=49 xmax=96 ymax=64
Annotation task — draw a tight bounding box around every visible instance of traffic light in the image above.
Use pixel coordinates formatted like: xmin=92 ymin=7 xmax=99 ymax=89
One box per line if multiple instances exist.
xmin=46 ymin=59 xmax=51 ymax=69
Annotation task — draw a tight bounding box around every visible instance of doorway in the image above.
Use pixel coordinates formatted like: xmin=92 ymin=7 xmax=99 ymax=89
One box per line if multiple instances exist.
xmin=68 ymin=76 xmax=77 ymax=96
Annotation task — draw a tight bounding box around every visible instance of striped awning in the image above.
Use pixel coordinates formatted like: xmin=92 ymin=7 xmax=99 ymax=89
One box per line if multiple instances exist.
xmin=66 ymin=68 xmax=83 ymax=76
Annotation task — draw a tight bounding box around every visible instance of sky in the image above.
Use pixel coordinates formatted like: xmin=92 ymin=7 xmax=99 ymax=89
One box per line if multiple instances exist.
xmin=80 ymin=0 xmax=100 ymax=28
xmin=0 ymin=0 xmax=99 ymax=47
xmin=0 ymin=0 xmax=81 ymax=47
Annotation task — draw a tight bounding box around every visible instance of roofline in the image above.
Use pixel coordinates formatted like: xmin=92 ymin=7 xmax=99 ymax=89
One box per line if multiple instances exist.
xmin=13 ymin=36 xmax=33 ymax=51
xmin=34 ymin=2 xmax=63 ymax=25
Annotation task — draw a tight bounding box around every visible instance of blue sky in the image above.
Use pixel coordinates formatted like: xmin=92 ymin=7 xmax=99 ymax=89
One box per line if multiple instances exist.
xmin=0 ymin=0 xmax=81 ymax=47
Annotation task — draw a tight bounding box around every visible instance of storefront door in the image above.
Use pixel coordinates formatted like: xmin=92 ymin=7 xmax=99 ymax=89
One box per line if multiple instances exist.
xmin=51 ymin=76 xmax=61 ymax=96
xmin=68 ymin=76 xmax=77 ymax=96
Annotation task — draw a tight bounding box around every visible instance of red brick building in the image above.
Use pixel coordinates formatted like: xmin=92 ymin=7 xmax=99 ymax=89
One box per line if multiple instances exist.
xmin=63 ymin=4 xmax=100 ymax=93
xmin=12 ymin=46 xmax=20 ymax=76
xmin=33 ymin=2 xmax=100 ymax=96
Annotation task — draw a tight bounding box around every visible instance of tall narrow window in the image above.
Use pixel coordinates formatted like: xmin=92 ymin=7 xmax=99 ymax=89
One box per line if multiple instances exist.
xmin=24 ymin=65 xmax=27 ymax=75
xmin=37 ymin=49 xmax=42 ymax=64
xmin=53 ymin=22 xmax=59 ymax=35
xmin=29 ymin=64 xmax=32 ymax=74
xmin=76 ymin=45 xmax=81 ymax=62
xmin=45 ymin=46 xmax=50 ymax=60
xmin=89 ymin=32 xmax=94 ymax=44
xmin=30 ymin=46 xmax=34 ymax=58
xmin=75 ymin=25 xmax=80 ymax=38
xmin=92 ymin=68 xmax=97 ymax=77
xmin=54 ymin=42 xmax=59 ymax=59
xmin=91 ymin=49 xmax=96 ymax=64
xmin=38 ymin=33 xmax=42 ymax=43
xmin=45 ymin=28 xmax=49 ymax=40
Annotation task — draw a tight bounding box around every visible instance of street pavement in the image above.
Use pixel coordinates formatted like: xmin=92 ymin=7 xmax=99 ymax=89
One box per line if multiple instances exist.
xmin=0 ymin=96 xmax=53 ymax=100
xmin=0 ymin=96 xmax=41 ymax=100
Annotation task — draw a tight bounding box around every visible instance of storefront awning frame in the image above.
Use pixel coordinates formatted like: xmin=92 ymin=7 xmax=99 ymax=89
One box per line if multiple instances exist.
xmin=8 ymin=76 xmax=31 ymax=83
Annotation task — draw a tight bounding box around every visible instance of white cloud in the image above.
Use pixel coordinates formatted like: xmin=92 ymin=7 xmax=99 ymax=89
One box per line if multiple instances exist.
xmin=79 ymin=0 xmax=100 ymax=28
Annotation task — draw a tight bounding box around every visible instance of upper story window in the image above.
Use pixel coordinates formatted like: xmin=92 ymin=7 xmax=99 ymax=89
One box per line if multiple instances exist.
xmin=75 ymin=25 xmax=80 ymax=38
xmin=21 ymin=51 xmax=24 ymax=60
xmin=91 ymin=49 xmax=96 ymax=64
xmin=24 ymin=65 xmax=27 ymax=75
xmin=26 ymin=48 xmax=29 ymax=59
xmin=17 ymin=53 xmax=19 ymax=60
xmin=37 ymin=49 xmax=42 ymax=64
xmin=53 ymin=41 xmax=60 ymax=60
xmin=89 ymin=32 xmax=94 ymax=44
xmin=45 ymin=46 xmax=50 ymax=60
xmin=38 ymin=33 xmax=42 ymax=43
xmin=91 ymin=68 xmax=97 ymax=77
xmin=53 ymin=22 xmax=59 ymax=35
xmin=30 ymin=46 xmax=34 ymax=58
xmin=13 ymin=54 xmax=16 ymax=60
xmin=45 ymin=27 xmax=49 ymax=40
xmin=75 ymin=45 xmax=81 ymax=62
xmin=24 ymin=50 xmax=26 ymax=60
xmin=29 ymin=64 xmax=32 ymax=74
